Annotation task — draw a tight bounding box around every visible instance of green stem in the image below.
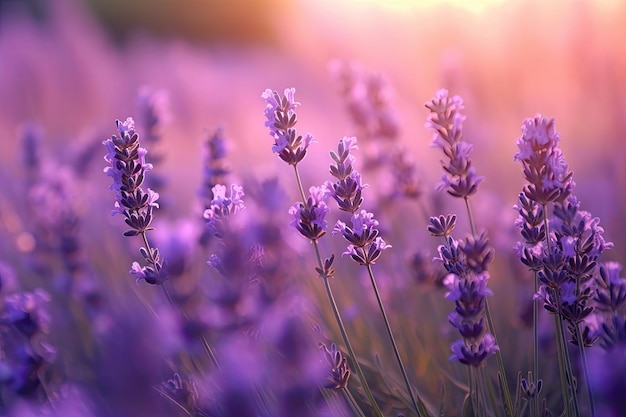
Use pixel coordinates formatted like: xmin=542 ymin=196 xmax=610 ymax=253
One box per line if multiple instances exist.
xmin=343 ymin=386 xmax=368 ymax=417
xmin=366 ymin=264 xmax=429 ymax=417
xmin=573 ymin=322 xmax=595 ymax=417
xmin=468 ymin=367 xmax=479 ymax=417
xmin=481 ymin=364 xmax=501 ymax=417
xmin=293 ymin=164 xmax=307 ymax=203
xmin=464 ymin=197 xmax=477 ymax=238
xmin=316 ymin=244 xmax=384 ymax=417
xmin=553 ymin=315 xmax=575 ymax=417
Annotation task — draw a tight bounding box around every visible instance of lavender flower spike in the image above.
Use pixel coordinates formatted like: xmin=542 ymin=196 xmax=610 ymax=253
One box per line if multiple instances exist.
xmin=103 ymin=117 xmax=159 ymax=225
xmin=425 ymin=89 xmax=484 ymax=198
xmin=262 ymin=88 xmax=315 ymax=165
xmin=514 ymin=115 xmax=574 ymax=205
xmin=103 ymin=117 xmax=166 ymax=285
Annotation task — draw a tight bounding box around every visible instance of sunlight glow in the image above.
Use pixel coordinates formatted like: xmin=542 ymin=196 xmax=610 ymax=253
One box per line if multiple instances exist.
xmin=339 ymin=0 xmax=507 ymax=14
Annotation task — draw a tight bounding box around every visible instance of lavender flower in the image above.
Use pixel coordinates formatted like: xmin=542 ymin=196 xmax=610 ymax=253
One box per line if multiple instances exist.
xmin=137 ymin=87 xmax=170 ymax=145
xmin=329 ymin=60 xmax=399 ymax=142
xmin=289 ymin=185 xmax=329 ymax=241
xmin=592 ymin=262 xmax=626 ymax=349
xmin=319 ymin=342 xmax=351 ymax=390
xmin=1 ymin=289 xmax=57 ymax=397
xmin=103 ymin=117 xmax=159 ymax=227
xmin=514 ymin=115 xmax=574 ymax=205
xmin=204 ymin=184 xmax=245 ymax=238
xmin=262 ymin=88 xmax=314 ymax=165
xmin=136 ymin=87 xmax=170 ymax=197
xmin=425 ymin=89 xmax=484 ymax=198
xmin=433 ymin=215 xmax=499 ymax=367
xmin=325 ymin=136 xmax=366 ymax=214
xmin=200 ymin=128 xmax=231 ymax=207
xmin=333 ymin=210 xmax=391 ymax=266
xmin=103 ymin=117 xmax=166 ymax=285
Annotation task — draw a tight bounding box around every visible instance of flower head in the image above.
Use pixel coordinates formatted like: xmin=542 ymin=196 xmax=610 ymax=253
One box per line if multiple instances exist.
xmin=425 ymin=89 xmax=484 ymax=198
xmin=514 ymin=115 xmax=574 ymax=205
xmin=262 ymin=88 xmax=314 ymax=165
xmin=289 ymin=186 xmax=330 ymax=241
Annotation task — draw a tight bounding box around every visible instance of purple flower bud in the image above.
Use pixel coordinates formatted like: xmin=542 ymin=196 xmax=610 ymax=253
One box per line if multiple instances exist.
xmin=450 ymin=333 xmax=499 ymax=367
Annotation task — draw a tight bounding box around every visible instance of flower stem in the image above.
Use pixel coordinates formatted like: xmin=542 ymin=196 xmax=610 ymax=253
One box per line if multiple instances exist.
xmin=343 ymin=386 xmax=368 ymax=417
xmin=573 ymin=322 xmax=595 ymax=417
xmin=366 ymin=264 xmax=429 ymax=417
xmin=292 ymin=163 xmax=383 ymax=417
xmin=315 ymin=243 xmax=383 ymax=417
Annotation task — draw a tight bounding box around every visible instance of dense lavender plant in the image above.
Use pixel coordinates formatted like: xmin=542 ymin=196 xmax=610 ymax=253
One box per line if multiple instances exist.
xmin=103 ymin=117 xmax=167 ymax=285
xmin=514 ymin=114 xmax=613 ymax=417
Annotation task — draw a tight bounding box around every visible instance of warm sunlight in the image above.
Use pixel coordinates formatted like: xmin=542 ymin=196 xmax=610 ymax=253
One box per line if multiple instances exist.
xmin=330 ymin=0 xmax=507 ymax=14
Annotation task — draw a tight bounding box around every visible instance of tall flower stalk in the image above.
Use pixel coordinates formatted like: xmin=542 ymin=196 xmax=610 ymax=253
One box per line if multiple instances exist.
xmin=514 ymin=115 xmax=610 ymax=417
xmin=262 ymin=88 xmax=383 ymax=417
xmin=326 ymin=136 xmax=429 ymax=417
xmin=425 ymin=90 xmax=513 ymax=417
xmin=103 ymin=117 xmax=167 ymax=286
xmin=103 ymin=117 xmax=220 ymax=370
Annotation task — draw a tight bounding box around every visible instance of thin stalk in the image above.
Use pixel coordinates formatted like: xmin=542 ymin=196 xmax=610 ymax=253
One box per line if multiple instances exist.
xmin=316 ymin=245 xmax=384 ymax=417
xmin=343 ymin=387 xmax=369 ymax=417
xmin=553 ymin=315 xmax=577 ymax=417
xmin=293 ymin=164 xmax=307 ymax=204
xmin=468 ymin=367 xmax=479 ymax=417
xmin=532 ymin=270 xmax=540 ymax=417
xmin=481 ymin=364 xmax=501 ymax=417
xmin=463 ymin=197 xmax=514 ymax=417
xmin=292 ymin=163 xmax=383 ymax=417
xmin=477 ymin=367 xmax=493 ymax=417
xmin=464 ymin=197 xmax=478 ymax=237
xmin=573 ymin=323 xmax=595 ymax=417
xmin=140 ymin=230 xmax=221 ymax=369
xmin=366 ymin=264 xmax=429 ymax=417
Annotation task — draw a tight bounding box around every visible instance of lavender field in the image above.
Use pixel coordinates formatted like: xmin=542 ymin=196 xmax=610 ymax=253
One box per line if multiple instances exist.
xmin=0 ymin=0 xmax=625 ymax=416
